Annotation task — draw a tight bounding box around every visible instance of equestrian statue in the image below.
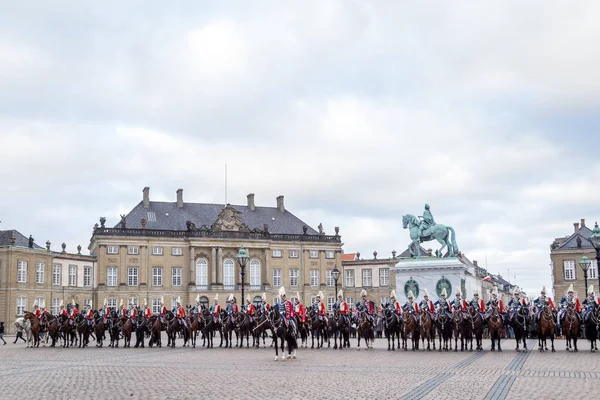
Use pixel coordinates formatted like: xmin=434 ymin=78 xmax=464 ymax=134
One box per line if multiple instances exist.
xmin=402 ymin=204 xmax=459 ymax=259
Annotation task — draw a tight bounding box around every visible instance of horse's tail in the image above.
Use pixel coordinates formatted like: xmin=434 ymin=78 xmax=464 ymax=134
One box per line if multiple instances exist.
xmin=448 ymin=226 xmax=459 ymax=255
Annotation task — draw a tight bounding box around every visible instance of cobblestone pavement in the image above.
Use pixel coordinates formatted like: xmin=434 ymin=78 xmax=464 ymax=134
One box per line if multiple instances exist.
xmin=1 ymin=335 xmax=600 ymax=400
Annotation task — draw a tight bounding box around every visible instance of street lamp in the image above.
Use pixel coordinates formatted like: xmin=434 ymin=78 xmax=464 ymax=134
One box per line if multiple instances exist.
xmin=587 ymin=222 xmax=600 ymax=294
xmin=236 ymin=247 xmax=249 ymax=310
xmin=332 ymin=266 xmax=341 ymax=300
xmin=579 ymin=255 xmax=591 ymax=295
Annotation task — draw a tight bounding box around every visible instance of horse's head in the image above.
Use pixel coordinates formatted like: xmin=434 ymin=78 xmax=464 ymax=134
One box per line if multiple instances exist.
xmin=402 ymin=215 xmax=409 ymax=229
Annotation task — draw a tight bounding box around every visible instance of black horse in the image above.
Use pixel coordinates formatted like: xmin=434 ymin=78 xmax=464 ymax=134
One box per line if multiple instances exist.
xmin=382 ymin=307 xmax=401 ymax=351
xmin=511 ymin=305 xmax=529 ymax=352
xmin=270 ymin=306 xmax=298 ymax=361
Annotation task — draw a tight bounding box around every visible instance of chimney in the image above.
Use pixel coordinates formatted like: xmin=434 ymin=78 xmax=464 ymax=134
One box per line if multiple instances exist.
xmin=176 ymin=189 xmax=183 ymax=208
xmin=143 ymin=187 xmax=150 ymax=209
xmin=276 ymin=195 xmax=284 ymax=213
xmin=581 ymin=218 xmax=586 ymax=228
xmin=574 ymin=222 xmax=580 ymax=233
xmin=247 ymin=193 xmax=255 ymax=211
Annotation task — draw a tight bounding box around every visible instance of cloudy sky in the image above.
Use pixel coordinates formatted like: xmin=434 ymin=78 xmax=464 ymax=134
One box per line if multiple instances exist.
xmin=1 ymin=1 xmax=599 ymax=296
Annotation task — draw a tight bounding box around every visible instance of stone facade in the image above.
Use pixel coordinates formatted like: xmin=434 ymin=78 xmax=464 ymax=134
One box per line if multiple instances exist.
xmin=340 ymin=252 xmax=397 ymax=308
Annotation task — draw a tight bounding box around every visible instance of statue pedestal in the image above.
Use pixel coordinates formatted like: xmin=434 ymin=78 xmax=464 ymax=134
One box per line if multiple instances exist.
xmin=391 ymin=257 xmax=477 ymax=303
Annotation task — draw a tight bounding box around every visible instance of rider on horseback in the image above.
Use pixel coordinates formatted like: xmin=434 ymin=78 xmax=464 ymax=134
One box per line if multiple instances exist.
xmin=70 ymin=299 xmax=79 ymax=325
xmin=356 ymin=290 xmax=374 ymax=322
xmin=418 ymin=204 xmax=436 ymax=239
xmin=582 ymin=285 xmax=597 ymax=322
xmin=403 ymin=290 xmax=419 ymax=321
xmin=486 ymin=287 xmax=505 ymax=321
xmin=471 ymin=291 xmax=486 ymax=319
xmin=85 ymin=301 xmax=94 ymax=326
xmin=209 ymin=294 xmax=221 ymax=323
xmin=59 ymin=300 xmax=69 ymax=319
xmin=119 ymin=300 xmax=127 ymax=318
xmin=160 ymin=297 xmax=168 ymax=323
xmin=226 ymin=294 xmax=238 ymax=323
xmin=558 ymin=284 xmax=581 ymax=325
xmin=419 ymin=289 xmax=436 ymax=319
xmin=389 ymin=290 xmax=401 ymax=315
xmin=277 ymin=286 xmax=296 ymax=335
xmin=313 ymin=292 xmax=328 ymax=323
xmin=435 ymin=288 xmax=451 ymax=318
xmin=336 ymin=290 xmax=350 ymax=324
xmin=533 ymin=286 xmax=555 ymax=322
xmin=143 ymin=301 xmax=152 ymax=318
xmin=176 ymin=297 xmax=187 ymax=328
xmin=507 ymin=287 xmax=526 ymax=320
xmin=246 ymin=295 xmax=255 ymax=322
xmin=451 ymin=289 xmax=467 ymax=320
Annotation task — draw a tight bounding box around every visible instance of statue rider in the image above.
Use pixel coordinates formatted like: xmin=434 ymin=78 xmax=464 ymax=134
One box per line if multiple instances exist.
xmin=418 ymin=204 xmax=436 ymax=238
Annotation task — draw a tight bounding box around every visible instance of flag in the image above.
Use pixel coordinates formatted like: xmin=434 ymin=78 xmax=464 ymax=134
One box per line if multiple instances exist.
xmin=483 ymin=276 xmax=492 ymax=282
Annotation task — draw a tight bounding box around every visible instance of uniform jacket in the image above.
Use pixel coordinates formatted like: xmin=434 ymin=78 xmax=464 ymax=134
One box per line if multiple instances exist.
xmin=144 ymin=307 xmax=152 ymax=318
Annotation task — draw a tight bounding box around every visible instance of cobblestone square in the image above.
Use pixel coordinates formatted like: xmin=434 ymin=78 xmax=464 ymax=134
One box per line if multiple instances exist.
xmin=1 ymin=335 xmax=600 ymax=400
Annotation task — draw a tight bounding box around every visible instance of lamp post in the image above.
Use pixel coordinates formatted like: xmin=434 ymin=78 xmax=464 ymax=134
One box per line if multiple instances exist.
xmin=579 ymin=256 xmax=591 ymax=295
xmin=236 ymin=247 xmax=249 ymax=310
xmin=332 ymin=266 xmax=340 ymax=299
xmin=587 ymin=222 xmax=600 ymax=294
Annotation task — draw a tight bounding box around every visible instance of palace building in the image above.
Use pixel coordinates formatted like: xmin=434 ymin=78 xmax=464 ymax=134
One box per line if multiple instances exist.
xmin=88 ymin=187 xmax=343 ymax=314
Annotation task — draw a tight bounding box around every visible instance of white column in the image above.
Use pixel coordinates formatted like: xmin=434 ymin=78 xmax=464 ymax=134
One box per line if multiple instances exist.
xmin=211 ymin=247 xmax=217 ymax=285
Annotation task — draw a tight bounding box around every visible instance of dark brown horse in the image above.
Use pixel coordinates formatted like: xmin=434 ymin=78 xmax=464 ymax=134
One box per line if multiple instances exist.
xmin=148 ymin=315 xmax=163 ymax=348
xmin=252 ymin=309 xmax=273 ymax=348
xmin=74 ymin=314 xmax=92 ymax=348
xmin=119 ymin=316 xmax=133 ymax=348
xmin=419 ymin=309 xmax=435 ymax=351
xmin=332 ymin=310 xmax=350 ymax=349
xmin=451 ymin=308 xmax=467 ymax=352
xmin=561 ymin=302 xmax=580 ymax=352
xmin=467 ymin=305 xmax=484 ymax=352
xmin=235 ymin=311 xmax=253 ymax=348
xmin=436 ymin=308 xmax=453 ymax=351
xmin=220 ymin=311 xmax=237 ymax=348
xmin=187 ymin=310 xmax=202 ymax=349
xmin=584 ymin=303 xmax=600 ymax=352
xmin=402 ymin=309 xmax=420 ymax=351
xmin=308 ymin=308 xmax=327 ymax=349
xmin=271 ymin=307 xmax=298 ymax=361
xmin=487 ymin=304 xmax=503 ymax=352
xmin=383 ymin=308 xmax=401 ymax=351
xmin=356 ymin=311 xmax=375 ymax=350
xmin=42 ymin=313 xmax=60 ymax=347
xmin=23 ymin=312 xmax=41 ymax=348
xmin=538 ymin=303 xmax=555 ymax=352
xmin=93 ymin=312 xmax=106 ymax=348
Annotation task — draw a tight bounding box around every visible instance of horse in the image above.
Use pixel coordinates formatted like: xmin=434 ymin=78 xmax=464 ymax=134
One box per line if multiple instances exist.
xmin=382 ymin=308 xmax=401 ymax=351
xmin=200 ymin=308 xmax=222 ymax=348
xmin=252 ymin=309 xmax=273 ymax=348
xmin=187 ymin=310 xmax=202 ymax=349
xmin=436 ymin=308 xmax=453 ymax=351
xmin=41 ymin=313 xmax=60 ymax=347
xmin=270 ymin=307 xmax=297 ymax=361
xmin=326 ymin=312 xmax=340 ymax=349
xmin=108 ymin=312 xmax=121 ymax=348
xmin=537 ymin=303 xmax=556 ymax=352
xmin=14 ymin=317 xmax=32 ymax=348
xmin=148 ymin=316 xmax=163 ymax=348
xmin=333 ymin=310 xmax=350 ymax=349
xmin=402 ymin=309 xmax=420 ymax=351
xmin=220 ymin=311 xmax=238 ymax=348
xmin=23 ymin=312 xmax=41 ymax=348
xmin=93 ymin=312 xmax=106 ymax=348
xmin=134 ymin=313 xmax=148 ymax=348
xmin=295 ymin=314 xmax=310 ymax=348
xmin=584 ymin=304 xmax=600 ymax=352
xmin=451 ymin=307 xmax=467 ymax=352
xmin=119 ymin=316 xmax=133 ymax=348
xmin=419 ymin=309 xmax=435 ymax=351
xmin=73 ymin=314 xmax=92 ymax=348
xmin=487 ymin=304 xmax=503 ymax=352
xmin=164 ymin=311 xmax=182 ymax=348
xmin=467 ymin=305 xmax=484 ymax=352
xmin=355 ymin=311 xmax=375 ymax=350
xmin=402 ymin=214 xmax=459 ymax=259
xmin=308 ymin=308 xmax=327 ymax=349
xmin=511 ymin=305 xmax=529 ymax=352
xmin=561 ymin=302 xmax=580 ymax=352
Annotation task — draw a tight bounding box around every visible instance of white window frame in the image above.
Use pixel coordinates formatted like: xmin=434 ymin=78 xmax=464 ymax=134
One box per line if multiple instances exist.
xmin=16 ymin=296 xmax=26 ymax=316
xmin=36 ymin=261 xmax=45 ymax=284
xmin=128 ymin=297 xmax=138 ymax=307
xmin=83 ymin=266 xmax=92 ymax=287
xmin=152 ymin=246 xmax=163 ymax=256
xmin=289 ymin=250 xmax=299 ymax=258
xmin=325 ymin=250 xmax=335 ymax=259
xmin=152 ymin=267 xmax=163 ymax=287
xmin=223 ymin=259 xmax=234 ymax=287
xmin=309 ymin=250 xmax=319 ymax=259
xmin=152 ymin=298 xmax=161 ymax=314
xmin=327 ymin=297 xmax=335 ymax=312
xmin=310 ymin=296 xmax=317 ymax=304
xmin=128 ymin=267 xmax=139 ymax=286
xmin=326 ymin=270 xmax=334 ymax=286
xmin=83 ymin=299 xmax=91 ymax=308
xmin=564 ymin=260 xmax=576 ymax=280
xmin=17 ymin=260 xmax=27 ymax=283
xmin=69 ymin=265 xmax=77 ymax=286
xmin=380 ymin=268 xmax=389 ymax=286
xmin=346 ymin=297 xmax=355 ymax=309
xmin=273 ymin=269 xmax=282 ymax=287
xmin=381 ymin=296 xmax=390 ymax=306
xmin=107 ymin=267 xmax=118 ymax=287
xmin=172 ymin=267 xmax=182 ymax=287
xmin=36 ymin=296 xmax=44 ymax=309
xmin=128 ymin=246 xmax=139 ymax=255
xmin=171 ymin=247 xmax=183 ymax=256
xmin=107 ymin=298 xmax=117 ymax=308
xmin=310 ymin=270 xmax=319 ymax=286
xmin=196 ymin=258 xmax=208 ymax=287
xmin=171 ymin=298 xmax=178 ymax=310
xmin=362 ymin=269 xmax=372 ymax=287
xmin=272 ymin=249 xmax=282 ymax=258
xmin=345 ymin=269 xmax=355 ymax=287
xmin=272 ymin=297 xmax=278 ymax=306
xmin=107 ymin=246 xmax=119 ymax=254
xmin=51 ymin=298 xmax=61 ymax=315
xmin=249 ymin=259 xmax=261 ymax=287
xmin=590 ymin=260 xmax=598 ymax=280
xmin=290 ymin=269 xmax=299 ymax=287
xmin=52 ymin=264 xmax=61 ymax=285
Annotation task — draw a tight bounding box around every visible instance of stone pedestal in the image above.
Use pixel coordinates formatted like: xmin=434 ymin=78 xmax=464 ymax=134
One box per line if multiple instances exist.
xmin=391 ymin=257 xmax=477 ymax=303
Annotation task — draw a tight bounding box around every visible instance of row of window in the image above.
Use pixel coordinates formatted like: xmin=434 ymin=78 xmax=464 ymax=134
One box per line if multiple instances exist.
xmin=271 ymin=249 xmax=335 ymax=259
xmin=271 ymin=268 xmax=389 ymax=287
xmin=563 ymin=260 xmax=599 ymax=281
xmin=16 ymin=261 xmax=92 ymax=286
xmin=107 ymin=246 xmax=335 ymax=260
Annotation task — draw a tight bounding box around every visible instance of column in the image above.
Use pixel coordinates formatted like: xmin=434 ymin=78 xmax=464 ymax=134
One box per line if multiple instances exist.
xmin=189 ymin=247 xmax=195 ymax=285
xmin=211 ymin=247 xmax=217 ymax=285
xmin=217 ymin=247 xmax=223 ymax=285
xmin=263 ymin=248 xmax=270 ymax=287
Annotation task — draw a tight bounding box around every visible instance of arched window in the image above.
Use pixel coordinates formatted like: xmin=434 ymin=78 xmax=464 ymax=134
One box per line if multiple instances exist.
xmin=253 ymin=296 xmax=262 ymax=308
xmin=223 ymin=259 xmax=234 ymax=288
xmin=196 ymin=258 xmax=208 ymax=288
xmin=249 ymin=259 xmax=261 ymax=288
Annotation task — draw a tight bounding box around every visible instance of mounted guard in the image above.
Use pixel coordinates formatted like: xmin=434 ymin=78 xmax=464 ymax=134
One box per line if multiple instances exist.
xmin=403 ymin=290 xmax=419 ymax=321
xmin=176 ymin=297 xmax=187 ymax=328
xmin=336 ymin=290 xmax=350 ymax=324
xmin=70 ymin=299 xmax=79 ymax=325
xmin=471 ymin=291 xmax=486 ymax=318
xmin=85 ymin=301 xmax=94 ymax=326
xmin=159 ymin=297 xmax=168 ymax=323
xmin=507 ymin=287 xmax=526 ymax=320
xmin=435 ymin=288 xmax=451 ymax=317
xmin=277 ymin=286 xmax=296 ymax=335
xmin=260 ymin=292 xmax=271 ymax=315
xmin=226 ymin=294 xmax=238 ymax=323
xmin=533 ymin=286 xmax=555 ymax=322
xmin=558 ymin=284 xmax=581 ymax=325
xmin=209 ymin=294 xmax=221 ymax=323
xmin=486 ymin=287 xmax=505 ymax=320
xmin=143 ymin=299 xmax=152 ymax=318
xmin=294 ymin=293 xmax=307 ymax=323
xmin=389 ymin=290 xmax=401 ymax=315
xmin=357 ymin=290 xmax=374 ymax=321
xmin=419 ymin=289 xmax=436 ymax=318
xmin=245 ymin=295 xmax=255 ymax=322
xmin=402 ymin=204 xmax=459 ymax=259
xmin=119 ymin=299 xmax=127 ymax=318
xmin=452 ymin=289 xmax=467 ymax=320
xmin=59 ymin=300 xmax=69 ymax=319
xmin=582 ymin=285 xmax=598 ymax=322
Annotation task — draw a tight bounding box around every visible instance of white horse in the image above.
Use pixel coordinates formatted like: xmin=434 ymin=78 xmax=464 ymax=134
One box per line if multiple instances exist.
xmin=14 ymin=317 xmax=32 ymax=347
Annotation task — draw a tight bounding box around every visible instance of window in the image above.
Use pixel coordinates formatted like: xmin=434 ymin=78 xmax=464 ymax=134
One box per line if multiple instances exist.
xmin=590 ymin=260 xmax=598 ymax=280
xmin=309 ymin=250 xmax=319 ymax=259
xmin=36 ymin=262 xmax=45 ymax=284
xmin=152 ymin=298 xmax=161 ymax=314
xmin=107 ymin=267 xmax=118 ymax=287
xmin=327 ymin=297 xmax=335 ymax=312
xmin=84 ymin=299 xmax=91 ymax=308
xmin=380 ymin=268 xmax=389 ymax=286
xmin=152 ymin=247 xmax=163 ymax=256
xmin=223 ymin=259 xmax=234 ymax=287
xmin=345 ymin=269 xmax=355 ymax=287
xmin=16 ymin=296 xmax=26 ymax=316
xmin=196 ymin=259 xmax=208 ymax=287
xmin=152 ymin=268 xmax=163 ymax=286
xmin=325 ymin=250 xmax=335 ymax=259
xmin=563 ymin=260 xmax=576 ymax=280
xmin=362 ymin=269 xmax=372 ymax=287
xmin=83 ymin=266 xmax=91 ymax=287
xmin=69 ymin=265 xmax=77 ymax=286
xmin=51 ymin=298 xmax=61 ymax=315
xmin=346 ymin=297 xmax=355 ymax=309
xmin=326 ymin=270 xmax=334 ymax=286
xmin=381 ymin=297 xmax=390 ymax=306
xmin=172 ymin=247 xmax=183 ymax=256
xmin=52 ymin=264 xmax=61 ymax=285
xmin=273 ymin=297 xmax=279 ymax=306
xmin=128 ymin=297 xmax=138 ymax=307
xmin=107 ymin=246 xmax=119 ymax=254
xmin=273 ymin=269 xmax=282 ymax=287
xmin=128 ymin=268 xmax=139 ymax=286
xmin=310 ymin=296 xmax=317 ymax=305
xmin=289 ymin=250 xmax=299 ymax=258
xmin=17 ymin=260 xmax=27 ymax=283
xmin=290 ymin=269 xmax=299 ymax=287
xmin=172 ymin=268 xmax=182 ymax=287
xmin=310 ymin=270 xmax=319 ymax=286
xmin=272 ymin=249 xmax=282 ymax=258
xmin=107 ymin=298 xmax=117 ymax=308
xmin=171 ymin=298 xmax=178 ymax=310
xmin=250 ymin=259 xmax=261 ymax=287
xmin=128 ymin=246 xmax=139 ymax=255
xmin=36 ymin=296 xmax=44 ymax=309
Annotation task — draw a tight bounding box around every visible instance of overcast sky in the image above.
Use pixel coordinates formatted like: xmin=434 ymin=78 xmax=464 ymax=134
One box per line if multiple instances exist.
xmin=1 ymin=2 xmax=599 ymax=296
